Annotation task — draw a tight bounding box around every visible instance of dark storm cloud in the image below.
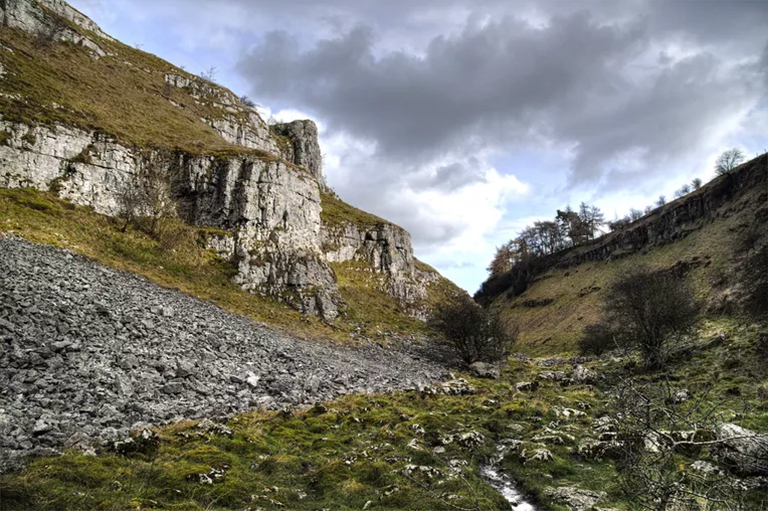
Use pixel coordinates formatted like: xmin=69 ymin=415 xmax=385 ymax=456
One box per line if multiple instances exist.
xmin=237 ymin=2 xmax=767 ymax=185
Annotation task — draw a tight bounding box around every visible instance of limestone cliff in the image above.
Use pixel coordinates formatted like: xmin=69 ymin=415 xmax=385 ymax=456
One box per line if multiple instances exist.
xmin=0 ymin=0 xmax=447 ymax=319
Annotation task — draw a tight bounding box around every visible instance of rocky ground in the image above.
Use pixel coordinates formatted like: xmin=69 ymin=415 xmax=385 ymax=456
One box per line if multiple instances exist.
xmin=0 ymin=237 xmax=450 ymax=471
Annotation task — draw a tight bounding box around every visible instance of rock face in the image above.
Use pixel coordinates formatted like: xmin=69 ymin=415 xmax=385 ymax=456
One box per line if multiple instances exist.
xmin=321 ymin=220 xmax=437 ymax=315
xmin=0 ymin=121 xmax=339 ymax=315
xmin=271 ymin=120 xmax=323 ymax=180
xmin=476 ymin=153 xmax=768 ymax=304
xmin=0 ymin=238 xmax=449 ymax=471
xmin=163 ymin=74 xmax=279 ymax=155
xmin=0 ymin=0 xmax=112 ymax=57
xmin=0 ymin=0 xmax=445 ymax=318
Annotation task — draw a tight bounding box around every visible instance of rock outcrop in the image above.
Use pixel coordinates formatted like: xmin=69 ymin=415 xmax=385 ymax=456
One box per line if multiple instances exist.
xmin=0 ymin=0 xmax=445 ymax=318
xmin=0 ymin=121 xmax=340 ymax=315
xmin=476 ymin=154 xmax=768 ymax=304
xmin=271 ymin=120 xmax=323 ymax=181
xmin=0 ymin=0 xmax=113 ymax=57
xmin=321 ymin=220 xmax=434 ymax=311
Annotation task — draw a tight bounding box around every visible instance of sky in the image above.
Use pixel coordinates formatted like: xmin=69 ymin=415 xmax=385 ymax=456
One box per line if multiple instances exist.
xmin=71 ymin=0 xmax=768 ymax=293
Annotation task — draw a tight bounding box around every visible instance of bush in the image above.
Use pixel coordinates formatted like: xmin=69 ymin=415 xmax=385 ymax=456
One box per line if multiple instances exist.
xmin=429 ymin=294 xmax=518 ymax=366
xmin=578 ymin=323 xmax=618 ymax=356
xmin=602 ymin=266 xmax=699 ymax=371
xmin=116 ymin=152 xmax=184 ymax=250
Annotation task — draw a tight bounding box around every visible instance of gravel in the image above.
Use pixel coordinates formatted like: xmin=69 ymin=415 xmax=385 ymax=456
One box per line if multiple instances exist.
xmin=0 ymin=237 xmax=450 ymax=471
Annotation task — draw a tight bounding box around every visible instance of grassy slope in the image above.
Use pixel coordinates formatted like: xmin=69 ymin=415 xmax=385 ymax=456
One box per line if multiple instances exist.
xmin=2 ymin=319 xmax=765 ymax=511
xmin=0 ymin=22 xmax=265 ymax=157
xmin=493 ymin=161 xmax=763 ymax=357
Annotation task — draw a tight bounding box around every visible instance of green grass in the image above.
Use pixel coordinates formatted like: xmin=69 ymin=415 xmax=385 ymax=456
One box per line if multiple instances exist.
xmin=4 ymin=320 xmax=764 ymax=510
xmin=333 ymin=261 xmax=428 ymax=337
xmin=496 ymin=197 xmax=748 ymax=357
xmin=320 ymin=191 xmax=395 ymax=229
xmin=0 ymin=23 xmax=270 ymax=157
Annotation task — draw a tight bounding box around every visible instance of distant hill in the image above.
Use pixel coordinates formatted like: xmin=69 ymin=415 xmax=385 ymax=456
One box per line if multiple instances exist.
xmin=475 ymin=154 xmax=767 ymax=355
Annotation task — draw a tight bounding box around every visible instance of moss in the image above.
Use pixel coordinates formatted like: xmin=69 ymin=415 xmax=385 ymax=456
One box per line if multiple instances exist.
xmin=69 ymin=144 xmax=96 ymax=164
xmin=9 ymin=346 xmax=762 ymax=511
xmin=20 ymin=131 xmax=37 ymax=145
xmin=0 ymin=129 xmax=11 ymax=145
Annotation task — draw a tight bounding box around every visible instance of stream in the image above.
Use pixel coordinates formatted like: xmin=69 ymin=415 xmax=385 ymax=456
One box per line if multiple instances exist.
xmin=480 ymin=442 xmax=537 ymax=510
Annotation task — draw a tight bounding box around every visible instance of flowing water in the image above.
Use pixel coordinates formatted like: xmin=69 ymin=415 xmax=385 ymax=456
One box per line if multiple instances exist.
xmin=480 ymin=442 xmax=537 ymax=510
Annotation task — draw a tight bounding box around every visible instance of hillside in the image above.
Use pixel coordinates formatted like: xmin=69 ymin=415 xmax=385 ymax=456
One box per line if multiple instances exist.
xmin=2 ymin=2 xmax=767 ymax=511
xmin=476 ymin=154 xmax=767 ymax=356
xmin=0 ymin=0 xmax=461 ymax=338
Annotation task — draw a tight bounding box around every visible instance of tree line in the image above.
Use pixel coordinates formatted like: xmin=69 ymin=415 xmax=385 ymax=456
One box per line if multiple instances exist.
xmin=488 ymin=202 xmax=605 ymax=277
xmin=488 ymin=148 xmax=748 ymax=278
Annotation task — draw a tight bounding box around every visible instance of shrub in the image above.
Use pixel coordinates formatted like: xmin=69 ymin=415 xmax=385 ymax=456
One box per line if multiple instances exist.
xmin=116 ymin=152 xmax=184 ymax=250
xmin=602 ymin=265 xmax=699 ymax=371
xmin=578 ymin=323 xmax=618 ymax=356
xmin=429 ymin=294 xmax=518 ymax=366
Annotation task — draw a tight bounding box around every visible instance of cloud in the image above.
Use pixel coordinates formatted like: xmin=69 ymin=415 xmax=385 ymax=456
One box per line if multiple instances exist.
xmin=237 ymin=7 xmax=766 ymax=187
xmin=70 ymin=0 xmax=768 ymax=291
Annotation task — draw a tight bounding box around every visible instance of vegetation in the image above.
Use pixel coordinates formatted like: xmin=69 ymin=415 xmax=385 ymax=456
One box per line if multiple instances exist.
xmin=0 ymin=188 xmax=449 ymax=344
xmin=715 ymin=148 xmax=745 ymax=175
xmin=0 ymin=22 xmax=269 ymax=156
xmin=319 ymin=191 xmax=394 ymax=229
xmin=2 ymin=319 xmax=765 ymax=510
xmin=429 ymin=294 xmax=518 ymax=366
xmin=487 ymin=202 xmax=604 ymax=277
xmin=593 ymin=266 xmax=700 ymax=370
xmin=612 ymin=377 xmax=767 ymax=511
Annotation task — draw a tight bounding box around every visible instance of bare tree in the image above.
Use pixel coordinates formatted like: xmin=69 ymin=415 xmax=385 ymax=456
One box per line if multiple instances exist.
xmin=715 ymin=148 xmax=745 ymax=175
xmin=611 ymin=378 xmax=768 ymax=511
xmin=200 ymin=66 xmax=218 ymax=83
xmin=429 ymin=294 xmax=518 ymax=366
xmin=601 ymin=265 xmax=699 ymax=370
xmin=691 ymin=178 xmax=703 ymax=190
xmin=116 ymin=152 xmax=178 ymax=241
xmin=656 ymin=195 xmax=667 ymax=207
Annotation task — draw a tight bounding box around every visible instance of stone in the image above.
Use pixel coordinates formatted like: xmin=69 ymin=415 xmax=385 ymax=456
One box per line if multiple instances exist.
xmin=245 ymin=372 xmax=260 ymax=388
xmin=544 ymin=486 xmax=605 ymax=511
xmin=515 ymin=381 xmax=539 ymax=392
xmin=271 ymin=120 xmax=323 ymax=180
xmin=469 ymin=362 xmax=501 ymax=379
xmin=714 ymin=423 xmax=768 ymax=475
xmin=571 ymin=365 xmax=596 ymax=384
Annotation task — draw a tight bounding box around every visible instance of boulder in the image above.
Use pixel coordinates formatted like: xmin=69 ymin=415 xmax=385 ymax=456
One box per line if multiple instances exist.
xmin=714 ymin=423 xmax=768 ymax=475
xmin=469 ymin=362 xmax=501 ymax=379
xmin=515 ymin=381 xmax=539 ymax=392
xmin=572 ymin=365 xmax=596 ymax=384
